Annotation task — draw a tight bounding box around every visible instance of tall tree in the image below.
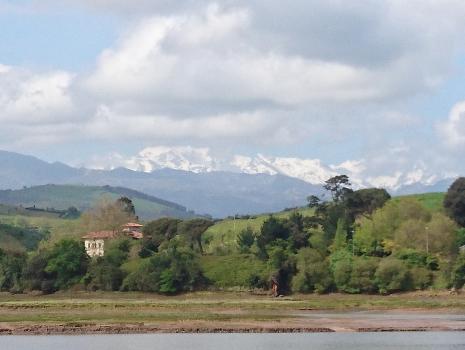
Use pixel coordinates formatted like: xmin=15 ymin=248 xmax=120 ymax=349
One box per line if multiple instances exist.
xmin=344 ymin=188 xmax=391 ymax=220
xmin=81 ymin=197 xmax=135 ymax=233
xmin=444 ymin=177 xmax=465 ymax=227
xmin=323 ymin=175 xmax=352 ymax=203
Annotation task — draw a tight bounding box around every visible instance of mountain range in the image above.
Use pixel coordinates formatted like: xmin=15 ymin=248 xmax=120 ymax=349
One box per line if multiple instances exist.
xmin=0 ymin=149 xmax=455 ymax=218
xmin=94 ymin=146 xmax=456 ymax=192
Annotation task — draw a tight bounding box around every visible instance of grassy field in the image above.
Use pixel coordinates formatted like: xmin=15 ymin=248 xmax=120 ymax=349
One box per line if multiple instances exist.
xmin=392 ymin=192 xmax=445 ymax=212
xmin=203 ymin=207 xmax=315 ymax=254
xmin=0 ymin=291 xmax=464 ymax=326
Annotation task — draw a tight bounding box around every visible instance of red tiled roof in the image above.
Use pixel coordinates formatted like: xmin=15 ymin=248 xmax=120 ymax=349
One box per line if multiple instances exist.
xmin=82 ymin=231 xmax=117 ymax=239
xmin=128 ymin=230 xmax=143 ymax=239
xmin=123 ymin=222 xmax=143 ymax=228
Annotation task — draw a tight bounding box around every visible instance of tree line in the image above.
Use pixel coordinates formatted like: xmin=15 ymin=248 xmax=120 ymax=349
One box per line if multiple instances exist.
xmin=1 ymin=176 xmax=465 ymax=295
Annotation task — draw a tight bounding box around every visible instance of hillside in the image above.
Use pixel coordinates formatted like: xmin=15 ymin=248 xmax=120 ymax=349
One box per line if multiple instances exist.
xmin=392 ymin=192 xmax=445 ymax=212
xmin=203 ymin=207 xmax=315 ymax=254
xmin=0 ymin=184 xmax=195 ymax=221
xmin=203 ymin=193 xmax=447 ymax=254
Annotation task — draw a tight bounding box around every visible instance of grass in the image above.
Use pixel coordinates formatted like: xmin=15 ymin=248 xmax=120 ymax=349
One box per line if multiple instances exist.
xmin=393 ymin=192 xmax=445 ymax=212
xmin=0 ymin=291 xmax=464 ymax=325
xmin=0 ymin=214 xmax=83 ymax=241
xmin=200 ymin=254 xmax=268 ymax=288
xmin=203 ymin=207 xmax=314 ymax=254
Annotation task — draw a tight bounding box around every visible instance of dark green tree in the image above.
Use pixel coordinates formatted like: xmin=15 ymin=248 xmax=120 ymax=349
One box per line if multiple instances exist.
xmin=286 ymin=211 xmax=309 ymax=250
xmin=45 ymin=239 xmax=89 ymax=290
xmin=117 ymin=196 xmax=136 ymax=216
xmin=177 ymin=218 xmax=214 ymax=254
xmin=451 ymin=253 xmax=465 ymax=290
xmin=344 ymin=188 xmax=391 ymax=220
xmin=323 ymin=175 xmax=352 ymax=203
xmin=444 ymin=177 xmax=465 ymax=227
xmin=85 ymin=239 xmax=130 ymax=291
xmin=122 ymin=238 xmax=204 ymax=294
xmin=236 ymin=227 xmax=255 ymax=253
xmin=257 ymin=216 xmax=290 ymax=258
xmin=140 ymin=218 xmax=181 ymax=257
xmin=0 ymin=248 xmax=26 ymax=292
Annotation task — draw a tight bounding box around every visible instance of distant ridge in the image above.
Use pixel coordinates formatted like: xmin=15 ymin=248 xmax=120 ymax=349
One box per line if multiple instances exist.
xmin=0 ymin=150 xmax=324 ymax=217
xmin=0 ymin=150 xmax=454 ymax=218
xmin=0 ymin=184 xmax=195 ymax=220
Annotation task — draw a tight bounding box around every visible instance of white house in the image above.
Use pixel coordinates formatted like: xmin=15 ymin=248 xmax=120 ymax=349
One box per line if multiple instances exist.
xmin=82 ymin=230 xmax=117 ymax=257
xmin=82 ymin=223 xmax=144 ymax=257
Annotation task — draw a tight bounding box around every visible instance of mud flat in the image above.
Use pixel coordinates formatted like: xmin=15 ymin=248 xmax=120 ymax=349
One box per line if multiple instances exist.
xmin=0 ymin=291 xmax=464 ymax=334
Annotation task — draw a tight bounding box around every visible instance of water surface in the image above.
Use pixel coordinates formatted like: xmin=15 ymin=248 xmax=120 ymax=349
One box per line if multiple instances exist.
xmin=2 ymin=332 xmax=464 ymax=350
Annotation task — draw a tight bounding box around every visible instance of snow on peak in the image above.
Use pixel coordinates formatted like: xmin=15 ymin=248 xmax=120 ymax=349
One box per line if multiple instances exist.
xmin=124 ymin=146 xmax=216 ymax=173
xmin=90 ymin=146 xmax=452 ymax=191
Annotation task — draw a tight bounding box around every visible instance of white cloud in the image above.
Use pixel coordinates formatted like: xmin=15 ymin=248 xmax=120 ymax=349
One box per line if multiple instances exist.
xmin=2 ymin=0 xmax=465 ymax=184
xmin=438 ymin=101 xmax=465 ymax=147
xmin=80 ymin=2 xmax=465 ymax=114
xmin=0 ymin=67 xmax=74 ymax=124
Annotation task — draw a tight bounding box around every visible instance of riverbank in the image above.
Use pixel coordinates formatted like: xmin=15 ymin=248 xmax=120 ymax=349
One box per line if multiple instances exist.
xmin=0 ymin=291 xmax=464 ymax=334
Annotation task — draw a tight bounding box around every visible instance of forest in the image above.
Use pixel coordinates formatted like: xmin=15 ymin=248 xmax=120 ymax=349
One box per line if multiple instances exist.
xmin=1 ymin=175 xmax=465 ymax=296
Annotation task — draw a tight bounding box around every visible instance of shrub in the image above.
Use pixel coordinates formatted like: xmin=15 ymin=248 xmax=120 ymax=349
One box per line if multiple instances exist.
xmin=122 ymin=238 xmax=204 ymax=294
xmin=84 ymin=239 xmax=130 ymax=291
xmin=236 ymin=227 xmax=255 ymax=253
xmin=450 ymin=253 xmax=465 ymax=289
xmin=330 ymin=249 xmax=352 ymax=292
xmin=0 ymin=249 xmax=26 ymax=292
xmin=292 ymin=248 xmax=332 ymax=294
xmin=375 ymin=258 xmax=410 ymax=294
xmin=201 ymin=254 xmax=268 ymax=289
xmin=45 ymin=239 xmax=88 ymax=290
xmin=410 ymin=267 xmax=433 ymax=290
xmin=349 ymin=257 xmax=379 ymax=293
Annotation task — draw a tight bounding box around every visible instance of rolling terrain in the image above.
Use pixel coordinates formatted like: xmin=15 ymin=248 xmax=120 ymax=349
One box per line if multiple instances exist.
xmin=0 ymin=184 xmax=195 ymax=221
xmin=0 ymin=150 xmax=323 ymax=218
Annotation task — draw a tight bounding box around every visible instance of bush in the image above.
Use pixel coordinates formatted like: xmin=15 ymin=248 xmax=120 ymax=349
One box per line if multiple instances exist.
xmin=410 ymin=267 xmax=433 ymax=290
xmin=201 ymin=254 xmax=268 ymax=289
xmin=236 ymin=227 xmax=255 ymax=253
xmin=330 ymin=250 xmax=352 ymax=292
xmin=45 ymin=239 xmax=88 ymax=290
xmin=0 ymin=249 xmax=26 ymax=292
xmin=375 ymin=258 xmax=410 ymax=294
xmin=349 ymin=257 xmax=379 ymax=293
xmin=450 ymin=253 xmax=465 ymax=289
xmin=292 ymin=248 xmax=332 ymax=294
xmin=396 ymin=249 xmax=439 ymax=271
xmin=122 ymin=238 xmax=204 ymax=294
xmin=85 ymin=239 xmax=130 ymax=291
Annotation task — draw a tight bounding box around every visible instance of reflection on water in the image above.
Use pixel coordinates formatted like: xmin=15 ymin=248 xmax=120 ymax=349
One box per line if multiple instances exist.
xmin=2 ymin=332 xmax=465 ymax=350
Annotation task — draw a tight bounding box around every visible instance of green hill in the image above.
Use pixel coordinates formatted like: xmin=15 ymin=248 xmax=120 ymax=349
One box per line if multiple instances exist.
xmin=203 ymin=193 xmax=448 ymax=254
xmin=392 ymin=192 xmax=445 ymax=212
xmin=203 ymin=207 xmax=315 ymax=254
xmin=0 ymin=184 xmax=195 ymax=221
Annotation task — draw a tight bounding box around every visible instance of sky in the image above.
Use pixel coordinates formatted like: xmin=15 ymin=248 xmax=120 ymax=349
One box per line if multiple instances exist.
xmin=1 ymin=0 xmax=465 ymax=182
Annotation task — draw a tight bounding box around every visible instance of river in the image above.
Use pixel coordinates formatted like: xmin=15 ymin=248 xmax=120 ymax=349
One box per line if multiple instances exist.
xmin=1 ymin=332 xmax=464 ymax=350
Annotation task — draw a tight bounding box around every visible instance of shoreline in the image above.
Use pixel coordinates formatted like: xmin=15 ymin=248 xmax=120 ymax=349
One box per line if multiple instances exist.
xmin=0 ymin=325 xmax=465 ymax=337
xmin=1 ymin=291 xmax=464 ymax=335
xmin=1 ymin=321 xmax=465 ymax=335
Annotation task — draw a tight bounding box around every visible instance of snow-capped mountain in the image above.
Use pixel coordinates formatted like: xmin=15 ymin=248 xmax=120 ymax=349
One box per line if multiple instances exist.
xmin=122 ymin=146 xmax=218 ymax=173
xmin=231 ymin=154 xmax=339 ymax=185
xmin=104 ymin=146 xmax=455 ymax=193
